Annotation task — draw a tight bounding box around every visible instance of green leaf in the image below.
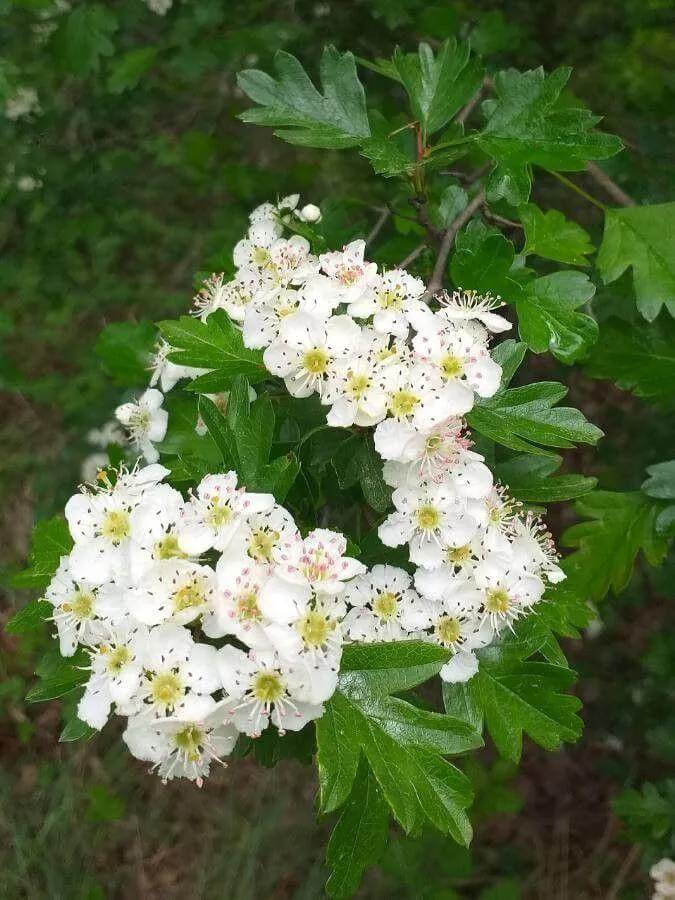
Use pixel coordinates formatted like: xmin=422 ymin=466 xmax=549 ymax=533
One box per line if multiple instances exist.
xmin=558 ymin=491 xmax=669 ymax=605
xmin=316 ymin=642 xmax=479 ymax=844
xmin=26 ymin=665 xmax=88 ymax=703
xmin=467 ymin=381 xmax=603 ymax=456
xmin=613 ymin=781 xmax=675 ymax=843
xmin=478 ymin=67 xmax=621 ymax=205
xmin=492 ymin=339 xmax=527 ymax=387
xmin=325 ymin=762 xmax=390 ymax=899
xmin=597 ymin=203 xmax=675 ymax=321
xmin=495 ymin=454 xmax=597 ymax=502
xmin=435 ymin=184 xmax=469 ymax=227
xmin=95 ymin=320 xmax=156 ymax=386
xmin=450 ymin=220 xmax=526 ymax=301
xmin=237 ymin=46 xmax=371 ymax=149
xmin=354 ymin=435 xmax=392 ymax=514
xmin=54 ymin=5 xmax=117 ymax=76
xmin=254 ymin=453 xmax=301 ymax=501
xmin=384 ymin=40 xmax=482 ymax=138
xmin=642 ymin=460 xmax=675 ymax=500
xmin=12 ymin=517 xmax=73 ymax=590
xmin=359 ymin=114 xmax=414 ymax=177
xmin=515 ymin=271 xmax=598 ymax=364
xmin=60 ymin=715 xmax=96 ymax=743
xmin=584 ymin=315 xmax=675 ymax=398
xmin=158 ymin=310 xmax=266 ymax=382
xmin=519 ymin=203 xmax=594 ymax=265
xmin=225 ymin=376 xmax=275 ymax=482
xmin=5 ymin=599 xmax=51 ymax=635
xmin=444 ymin=656 xmax=582 ymax=762
xmin=197 ymin=395 xmax=237 ymax=470
xmin=107 ymin=46 xmax=158 ymax=94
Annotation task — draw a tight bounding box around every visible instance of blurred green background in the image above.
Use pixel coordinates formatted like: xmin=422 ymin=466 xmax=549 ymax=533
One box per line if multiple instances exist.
xmin=1 ymin=1 xmax=674 ymax=897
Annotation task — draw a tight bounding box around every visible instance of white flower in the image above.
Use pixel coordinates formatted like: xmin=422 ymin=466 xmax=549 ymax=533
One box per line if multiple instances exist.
xmin=77 ymin=623 xmax=148 ymax=728
xmin=439 ymin=651 xmax=480 ymax=684
xmin=144 ymin=0 xmax=173 ymax=14
xmin=130 ymin=559 xmax=217 ymax=626
xmin=509 ymin=513 xmax=565 ymax=584
xmin=219 ymin=504 xmax=300 ymax=568
xmin=380 ymin=361 xmax=475 ymax=438
xmin=343 ymin=565 xmax=433 ymax=641
xmin=272 ymin=528 xmax=365 ymax=595
xmin=651 ymin=860 xmax=675 ymax=899
xmin=45 ymin=558 xmax=123 ymax=655
xmin=204 ymin=559 xmax=274 ymax=650
xmin=127 ymin=483 xmax=188 ymax=580
xmin=136 ymin=624 xmax=221 ymax=716
xmin=323 ymin=329 xmax=400 ymax=428
xmin=123 ymin=695 xmax=238 ymax=784
xmin=115 ymin=388 xmax=168 ymax=463
xmin=242 ymin=288 xmax=302 ymax=349
xmin=413 ymin=320 xmax=502 ymax=400
xmin=437 ymin=289 xmax=512 ymax=333
xmin=217 ymin=645 xmax=324 ymax=736
xmin=348 ymin=268 xmax=426 ymax=338
xmin=80 ymin=453 xmax=110 ymax=485
xmin=473 ymin=555 xmax=546 ymax=631
xmin=86 ymin=421 xmax=126 ymax=449
xmin=193 ymin=270 xmax=267 ymax=323
xmin=177 ymin=472 xmax=275 ymax=555
xmin=234 ymin=219 xmax=282 ymax=269
xmin=263 ymin=312 xmax=360 ymax=399
xmin=379 ymin=482 xmax=481 ymax=569
xmin=149 ymin=340 xmax=206 ymax=392
xmin=5 ymin=87 xmax=40 ymax=120
xmin=318 ymin=239 xmax=378 ymax=303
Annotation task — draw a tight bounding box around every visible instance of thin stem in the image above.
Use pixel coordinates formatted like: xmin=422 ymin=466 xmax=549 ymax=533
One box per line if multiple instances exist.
xmin=483 ymin=207 xmax=523 ymax=229
xmin=545 ymin=169 xmax=608 ymax=211
xmin=456 ymin=76 xmax=492 ymax=125
xmin=365 ymin=207 xmax=390 ymax=247
xmin=397 ymin=242 xmax=426 ymax=268
xmin=425 ymin=188 xmax=486 ymax=297
xmin=585 ymin=161 xmax=636 ymax=207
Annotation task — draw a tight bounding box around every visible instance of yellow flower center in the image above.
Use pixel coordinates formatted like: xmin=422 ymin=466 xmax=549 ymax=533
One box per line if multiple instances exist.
xmin=154 ymin=534 xmax=187 ymax=561
xmin=372 ymin=590 xmax=398 ymax=621
xmin=252 ymin=670 xmax=285 ymax=704
xmin=301 ymin=548 xmax=329 ymax=583
xmin=302 ymin=348 xmax=330 ymax=375
xmin=485 ymin=587 xmax=511 ymax=615
xmin=64 ymin=589 xmax=95 ymax=620
xmin=435 ymin=615 xmax=462 ymax=646
xmin=173 ymin=724 xmax=204 ymax=763
xmin=425 ymin=434 xmax=442 ymax=453
xmin=345 ymin=373 xmax=370 ymax=399
xmin=207 ymin=497 xmax=232 ymax=528
xmin=235 ymin=590 xmax=263 ymax=623
xmin=100 ymin=509 xmax=130 ymax=543
xmin=172 ymin=577 xmax=207 ymax=613
xmin=447 ymin=544 xmax=472 ymax=565
xmin=439 ymin=353 xmax=464 ymax=379
xmin=389 ymin=389 xmax=420 ymax=418
xmin=296 ymin=610 xmax=336 ymax=648
xmin=105 ymin=645 xmax=132 ymax=674
xmin=415 ymin=504 xmax=441 ymax=532
xmin=377 ymin=288 xmax=403 ymax=309
xmin=252 ymin=246 xmax=270 ymax=268
xmin=248 ymin=528 xmax=279 ymax=562
xmin=149 ymin=672 xmax=184 ymax=711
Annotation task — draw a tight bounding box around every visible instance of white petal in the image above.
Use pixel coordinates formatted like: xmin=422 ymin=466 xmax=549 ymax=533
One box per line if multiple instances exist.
xmin=440 ymin=650 xmax=479 ymax=684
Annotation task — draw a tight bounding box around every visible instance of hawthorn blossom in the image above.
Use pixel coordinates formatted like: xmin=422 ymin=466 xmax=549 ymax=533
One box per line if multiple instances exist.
xmin=115 ymin=388 xmax=168 ymax=463
xmin=348 ymin=268 xmax=426 ymax=337
xmin=342 ymin=565 xmax=433 ymax=641
xmin=319 ymin=239 xmax=378 ymax=303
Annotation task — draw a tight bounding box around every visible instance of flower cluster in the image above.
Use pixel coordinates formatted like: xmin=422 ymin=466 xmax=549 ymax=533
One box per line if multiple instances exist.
xmin=59 ymin=195 xmax=567 ymax=781
xmin=47 ymin=463 xmax=375 ymax=783
xmin=185 ymin=197 xmax=564 ymax=679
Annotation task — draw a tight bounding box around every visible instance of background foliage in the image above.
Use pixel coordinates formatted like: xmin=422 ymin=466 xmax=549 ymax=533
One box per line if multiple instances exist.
xmin=1 ymin=0 xmax=674 ymax=897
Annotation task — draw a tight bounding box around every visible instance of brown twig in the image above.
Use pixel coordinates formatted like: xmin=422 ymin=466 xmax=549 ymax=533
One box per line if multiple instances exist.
xmin=365 ymin=207 xmax=390 ymax=246
xmin=425 ymin=188 xmax=486 ymax=297
xmin=483 ymin=207 xmax=523 ymax=229
xmin=585 ymin=161 xmax=636 ymax=207
xmin=456 ymin=76 xmax=492 ymax=125
xmin=606 ymin=844 xmax=641 ymax=900
xmin=397 ymin=242 xmax=426 ymax=268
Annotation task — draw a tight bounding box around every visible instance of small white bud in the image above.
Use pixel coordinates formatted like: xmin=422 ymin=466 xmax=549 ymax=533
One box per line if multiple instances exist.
xmin=299 ymin=203 xmax=321 ymax=223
